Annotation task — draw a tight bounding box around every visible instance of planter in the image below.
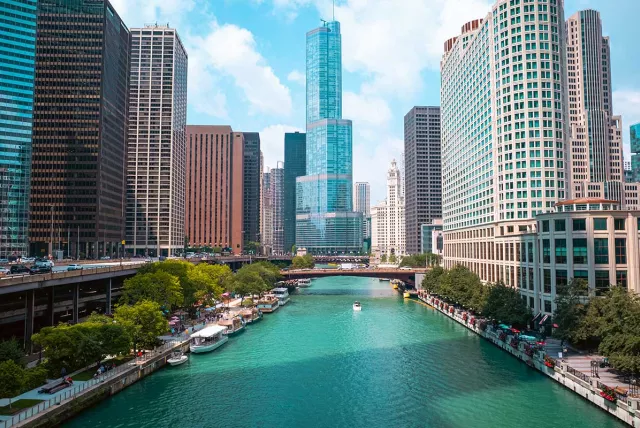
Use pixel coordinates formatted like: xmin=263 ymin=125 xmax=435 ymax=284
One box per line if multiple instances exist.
xmin=543 ymin=355 xmax=556 ymax=369
xmin=599 ymin=386 xmax=617 ymax=403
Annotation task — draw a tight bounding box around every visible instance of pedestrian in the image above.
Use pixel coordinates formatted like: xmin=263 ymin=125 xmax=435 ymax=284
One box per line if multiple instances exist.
xmin=61 ymin=367 xmax=67 ymax=378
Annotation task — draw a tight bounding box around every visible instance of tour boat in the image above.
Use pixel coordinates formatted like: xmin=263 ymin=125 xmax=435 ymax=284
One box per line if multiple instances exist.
xmin=218 ymin=316 xmax=245 ymax=335
xmin=353 ymin=301 xmax=362 ymax=311
xmin=256 ymin=296 xmax=280 ymax=313
xmin=237 ymin=307 xmax=262 ymax=323
xmin=167 ymin=350 xmax=188 ymax=366
xmin=403 ymin=292 xmax=410 ymax=298
xmin=189 ymin=325 xmax=228 ymax=354
xmin=272 ymin=287 xmax=290 ymax=306
xmin=297 ymin=278 xmax=312 ymax=287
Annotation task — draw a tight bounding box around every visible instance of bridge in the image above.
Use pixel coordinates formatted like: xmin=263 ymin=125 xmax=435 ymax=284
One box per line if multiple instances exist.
xmin=281 ymin=268 xmax=427 ymax=285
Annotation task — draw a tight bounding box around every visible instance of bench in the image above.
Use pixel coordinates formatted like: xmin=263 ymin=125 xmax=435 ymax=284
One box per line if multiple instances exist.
xmin=38 ymin=378 xmax=71 ymax=394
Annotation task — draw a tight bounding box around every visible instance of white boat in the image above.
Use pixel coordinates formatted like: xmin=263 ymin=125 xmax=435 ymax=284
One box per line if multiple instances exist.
xmin=297 ymin=278 xmax=311 ymax=287
xmin=353 ymin=301 xmax=362 ymax=311
xmin=167 ymin=350 xmax=188 ymax=366
xmin=256 ymin=296 xmax=280 ymax=313
xmin=189 ymin=325 xmax=229 ymax=354
xmin=218 ymin=316 xmax=245 ymax=335
xmin=379 ymin=278 xmax=390 ymax=282
xmin=236 ymin=307 xmax=262 ymax=323
xmin=272 ymin=287 xmax=290 ymax=306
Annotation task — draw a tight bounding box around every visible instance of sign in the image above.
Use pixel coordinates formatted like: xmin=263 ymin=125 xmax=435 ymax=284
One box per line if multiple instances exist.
xmin=121 ymin=240 xmax=125 ymax=245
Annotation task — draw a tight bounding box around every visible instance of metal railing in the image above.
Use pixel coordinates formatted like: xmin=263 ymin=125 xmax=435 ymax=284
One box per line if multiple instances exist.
xmin=0 ymin=339 xmax=182 ymax=428
xmin=566 ymin=366 xmax=591 ymax=383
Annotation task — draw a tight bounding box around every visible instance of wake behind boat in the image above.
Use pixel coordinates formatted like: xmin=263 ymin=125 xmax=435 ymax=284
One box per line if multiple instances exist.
xmin=353 ymin=301 xmax=362 ymax=311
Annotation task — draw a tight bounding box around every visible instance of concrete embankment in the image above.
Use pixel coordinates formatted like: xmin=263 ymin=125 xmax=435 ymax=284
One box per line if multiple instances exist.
xmin=417 ymin=292 xmax=640 ymax=427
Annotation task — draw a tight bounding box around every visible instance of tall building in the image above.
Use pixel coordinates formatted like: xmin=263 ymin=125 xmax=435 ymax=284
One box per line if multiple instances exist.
xmin=242 ymin=132 xmax=261 ymax=245
xmin=624 ymin=160 xmax=633 ymax=183
xmin=566 ymin=10 xmax=624 ymax=200
xmin=271 ymin=162 xmax=285 ymax=254
xmin=404 ymin=106 xmax=442 ymax=255
xmin=284 ymin=132 xmax=306 ymax=253
xmin=441 ymin=2 xmax=569 ymax=300
xmin=353 ymin=182 xmax=371 ymax=216
xmin=126 ymin=25 xmax=188 ymax=257
xmin=261 ymin=168 xmax=273 ymax=254
xmin=631 ymin=124 xmax=640 ymax=183
xmin=371 ymin=160 xmax=405 ymax=257
xmin=296 ymin=20 xmax=362 ymax=254
xmin=0 ymin=0 xmax=36 ymax=258
xmin=185 ymin=126 xmax=243 ymax=254
xmin=30 ymin=0 xmax=130 ymax=259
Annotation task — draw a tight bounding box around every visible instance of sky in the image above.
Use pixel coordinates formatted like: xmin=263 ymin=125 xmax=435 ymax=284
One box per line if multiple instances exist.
xmin=111 ymin=0 xmax=640 ymax=204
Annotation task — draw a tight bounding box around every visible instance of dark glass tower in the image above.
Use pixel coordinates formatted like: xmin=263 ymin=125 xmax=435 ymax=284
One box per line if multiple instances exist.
xmin=242 ymin=132 xmax=261 ymax=245
xmin=30 ymin=0 xmax=130 ymax=259
xmin=0 ymin=0 xmax=37 ymax=258
xmin=284 ymin=132 xmax=305 ymax=253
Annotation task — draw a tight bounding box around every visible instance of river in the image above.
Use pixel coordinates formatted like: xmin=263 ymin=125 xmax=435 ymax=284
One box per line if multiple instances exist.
xmin=65 ymin=276 xmax=624 ymax=428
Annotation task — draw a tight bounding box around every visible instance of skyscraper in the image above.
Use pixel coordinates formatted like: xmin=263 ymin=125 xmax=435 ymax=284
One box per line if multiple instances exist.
xmin=631 ymin=123 xmax=640 ymax=183
xmin=371 ymin=160 xmax=405 ymax=257
xmin=353 ymin=183 xmax=370 ymax=216
xmin=566 ymin=10 xmax=623 ymax=200
xmin=271 ymin=162 xmax=285 ymax=254
xmin=126 ymin=24 xmax=188 ymax=257
xmin=242 ymin=132 xmax=261 ymax=245
xmin=30 ymin=0 xmax=130 ymax=259
xmin=441 ymin=2 xmax=568 ymax=289
xmin=0 ymin=0 xmax=36 ymax=258
xmin=261 ymin=168 xmax=273 ymax=253
xmin=185 ymin=126 xmax=244 ymax=254
xmin=284 ymin=132 xmax=306 ymax=253
xmin=404 ymin=106 xmax=442 ymax=255
xmin=296 ymin=20 xmax=362 ymax=254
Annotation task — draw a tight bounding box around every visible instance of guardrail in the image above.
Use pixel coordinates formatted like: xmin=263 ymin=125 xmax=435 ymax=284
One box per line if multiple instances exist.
xmin=0 ymin=263 xmax=146 ymax=287
xmin=0 ymin=339 xmax=181 ymax=428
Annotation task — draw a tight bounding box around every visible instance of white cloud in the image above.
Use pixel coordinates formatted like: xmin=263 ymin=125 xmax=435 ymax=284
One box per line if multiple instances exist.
xmin=109 ymin=0 xmax=196 ymax=28
xmin=259 ymin=124 xmax=305 ymax=169
xmin=343 ymin=91 xmax=392 ymax=128
xmin=613 ymin=90 xmax=640 ymax=158
xmin=287 ymin=69 xmax=306 ymax=85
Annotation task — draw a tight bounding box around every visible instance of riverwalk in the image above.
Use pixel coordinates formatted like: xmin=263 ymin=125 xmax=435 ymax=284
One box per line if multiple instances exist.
xmin=417 ymin=291 xmax=640 ymax=427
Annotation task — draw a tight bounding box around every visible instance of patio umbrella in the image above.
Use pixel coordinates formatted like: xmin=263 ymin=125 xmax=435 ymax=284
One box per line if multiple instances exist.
xmin=222 ymin=292 xmax=230 ymax=297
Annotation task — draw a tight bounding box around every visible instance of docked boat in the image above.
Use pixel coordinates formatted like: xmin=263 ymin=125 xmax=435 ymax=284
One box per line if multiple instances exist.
xmin=353 ymin=301 xmax=362 ymax=311
xmin=256 ymin=296 xmax=280 ymax=313
xmin=297 ymin=278 xmax=312 ymax=288
xmin=167 ymin=350 xmax=188 ymax=366
xmin=189 ymin=325 xmax=228 ymax=354
xmin=237 ymin=307 xmax=262 ymax=324
xmin=218 ymin=316 xmax=245 ymax=335
xmin=272 ymin=287 xmax=290 ymax=306
xmin=403 ymin=292 xmax=410 ymax=298
xmin=379 ymin=278 xmax=390 ymax=282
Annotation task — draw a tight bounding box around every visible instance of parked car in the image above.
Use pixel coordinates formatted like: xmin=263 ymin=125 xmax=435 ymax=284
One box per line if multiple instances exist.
xmin=67 ymin=264 xmax=83 ymax=271
xmin=99 ymin=256 xmax=111 ymax=260
xmin=21 ymin=257 xmax=35 ymax=263
xmin=0 ymin=258 xmax=9 ymax=264
xmin=34 ymin=259 xmax=54 ymax=268
xmin=9 ymin=265 xmax=30 ymax=275
xmin=30 ymin=266 xmax=52 ymax=275
xmin=0 ymin=267 xmax=10 ymax=275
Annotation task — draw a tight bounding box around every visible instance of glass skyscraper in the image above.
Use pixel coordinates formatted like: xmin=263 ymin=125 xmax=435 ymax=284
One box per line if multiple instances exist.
xmin=0 ymin=0 xmax=37 ymax=258
xmin=284 ymin=132 xmax=306 ymax=253
xmin=631 ymin=123 xmax=640 ymax=183
xmin=296 ymin=20 xmax=362 ymax=254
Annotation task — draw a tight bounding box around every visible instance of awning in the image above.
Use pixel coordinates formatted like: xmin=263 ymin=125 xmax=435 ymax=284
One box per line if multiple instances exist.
xmin=539 ymin=314 xmax=549 ymax=325
xmin=532 ymin=312 xmax=542 ymax=322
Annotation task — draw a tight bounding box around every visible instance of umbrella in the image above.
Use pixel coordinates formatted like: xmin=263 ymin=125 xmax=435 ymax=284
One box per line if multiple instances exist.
xmin=169 ymin=320 xmax=177 ymax=325
xmin=222 ymin=292 xmax=230 ymax=297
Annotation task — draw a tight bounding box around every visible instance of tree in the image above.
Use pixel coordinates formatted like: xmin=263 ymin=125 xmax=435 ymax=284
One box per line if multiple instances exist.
xmin=292 ymin=254 xmax=314 ymax=269
xmin=421 ymin=266 xmax=444 ymax=293
xmin=245 ymin=241 xmax=260 ymax=255
xmin=188 ymin=263 xmax=231 ymax=306
xmin=399 ymin=254 xmax=427 ymax=268
xmin=291 ymin=244 xmax=297 ymax=255
xmin=483 ymin=282 xmax=531 ymax=327
xmin=0 ymin=360 xmax=24 ymax=399
xmin=121 ymin=271 xmax=183 ymax=309
xmin=389 ymin=254 xmax=397 ymax=263
xmin=232 ymin=269 xmax=267 ymax=300
xmin=380 ymin=254 xmax=387 ymax=263
xmin=114 ymin=300 xmax=168 ymax=354
xmin=553 ymin=279 xmax=588 ymax=344
xmin=0 ymin=339 xmax=24 ymax=366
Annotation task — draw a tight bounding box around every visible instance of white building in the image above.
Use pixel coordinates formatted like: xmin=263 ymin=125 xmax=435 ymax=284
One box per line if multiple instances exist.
xmin=126 ymin=24 xmax=188 ymax=257
xmin=353 ymin=182 xmax=371 ymax=216
xmin=371 ymin=160 xmax=405 ymax=257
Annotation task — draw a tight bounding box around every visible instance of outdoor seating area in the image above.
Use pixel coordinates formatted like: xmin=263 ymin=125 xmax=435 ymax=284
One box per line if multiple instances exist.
xmin=37 ymin=377 xmax=73 ymax=395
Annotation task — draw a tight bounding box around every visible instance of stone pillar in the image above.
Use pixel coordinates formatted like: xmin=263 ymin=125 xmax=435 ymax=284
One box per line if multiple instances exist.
xmin=25 ymin=290 xmax=35 ymax=353
xmin=47 ymin=287 xmax=55 ymax=326
xmin=72 ymin=283 xmax=79 ymax=324
xmin=106 ymin=278 xmax=112 ymax=315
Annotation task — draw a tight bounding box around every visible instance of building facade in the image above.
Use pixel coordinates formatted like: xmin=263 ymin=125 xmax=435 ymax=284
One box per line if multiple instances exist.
xmin=441 ymin=2 xmax=569 ymax=292
xmin=421 ymin=220 xmax=444 ymax=255
xmin=242 ymin=132 xmax=261 ymax=245
xmin=261 ymin=168 xmax=273 ymax=254
xmin=371 ymin=160 xmax=405 ymax=257
xmin=0 ymin=0 xmax=37 ymax=258
xmin=30 ymin=0 xmax=130 ymax=259
xmin=631 ymin=123 xmax=640 ymax=183
xmin=404 ymin=106 xmax=442 ymax=255
xmin=271 ymin=162 xmax=285 ymax=254
xmin=296 ymin=20 xmax=362 ymax=254
xmin=126 ymin=25 xmax=188 ymax=257
xmin=284 ymin=132 xmax=306 ymax=253
xmin=184 ymin=126 xmax=244 ymax=254
xmin=353 ymin=182 xmax=371 ymax=216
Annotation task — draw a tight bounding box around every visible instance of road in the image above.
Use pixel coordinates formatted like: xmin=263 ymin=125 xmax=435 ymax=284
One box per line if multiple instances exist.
xmin=51 ymin=261 xmax=146 ymax=273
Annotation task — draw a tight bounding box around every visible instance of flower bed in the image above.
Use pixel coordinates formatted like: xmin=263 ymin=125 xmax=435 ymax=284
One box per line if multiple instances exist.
xmin=498 ymin=332 xmax=507 ymax=342
xmin=599 ymin=385 xmax=617 ymax=403
xmin=462 ymin=313 xmax=468 ymax=322
xmin=449 ymin=307 xmax=455 ymax=314
xmin=544 ymin=355 xmax=556 ymax=369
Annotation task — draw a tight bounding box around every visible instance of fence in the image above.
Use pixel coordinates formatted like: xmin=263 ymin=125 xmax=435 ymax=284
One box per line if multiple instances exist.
xmin=0 ymin=339 xmax=182 ymax=428
xmin=566 ymin=365 xmax=591 ymax=384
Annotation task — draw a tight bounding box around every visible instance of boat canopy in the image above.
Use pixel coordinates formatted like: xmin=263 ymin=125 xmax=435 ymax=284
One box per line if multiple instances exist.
xmin=191 ymin=325 xmax=227 ymax=338
xmin=272 ymin=288 xmax=288 ymax=292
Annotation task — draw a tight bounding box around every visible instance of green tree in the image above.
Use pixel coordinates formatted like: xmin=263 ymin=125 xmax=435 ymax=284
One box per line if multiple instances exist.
xmin=292 ymin=254 xmax=314 ymax=269
xmin=0 ymin=360 xmax=24 ymax=399
xmin=121 ymin=271 xmax=183 ymax=309
xmin=188 ymin=263 xmax=231 ymax=306
xmin=380 ymin=254 xmax=387 ymax=263
xmin=114 ymin=300 xmax=168 ymax=354
xmin=389 ymin=254 xmax=397 ymax=263
xmin=553 ymin=279 xmax=588 ymax=344
xmin=23 ymin=365 xmax=48 ymax=391
xmin=399 ymin=254 xmax=427 ymax=268
xmin=421 ymin=266 xmax=444 ymax=293
xmin=232 ymin=269 xmax=266 ymax=300
xmin=291 ymin=244 xmax=297 ymax=255
xmin=244 ymin=241 xmax=260 ymax=254
xmin=483 ymin=281 xmax=531 ymax=327
xmin=0 ymin=339 xmax=24 ymax=366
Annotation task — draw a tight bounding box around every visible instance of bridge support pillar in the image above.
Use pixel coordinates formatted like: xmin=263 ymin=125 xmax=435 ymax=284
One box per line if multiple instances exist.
xmin=105 ymin=278 xmax=112 ymax=315
xmin=72 ymin=283 xmax=79 ymax=324
xmin=24 ymin=289 xmax=34 ymax=353
xmin=46 ymin=287 xmax=55 ymax=326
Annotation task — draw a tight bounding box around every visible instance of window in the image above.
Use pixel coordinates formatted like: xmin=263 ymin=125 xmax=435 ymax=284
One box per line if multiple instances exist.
xmin=542 ymin=239 xmax=550 ymax=263
xmin=573 ymin=270 xmax=589 ymax=284
xmin=614 ymin=218 xmax=625 ymax=231
xmin=595 ymin=271 xmax=611 ymax=296
xmin=556 ymin=269 xmax=567 ymax=287
xmin=544 ymin=300 xmax=552 ymax=313
xmin=544 ymin=269 xmax=551 ymax=293
xmin=555 ymin=238 xmax=566 ymax=263
xmin=542 ymin=220 xmax=549 ymax=232
xmin=594 ymin=238 xmax=608 ymax=264
xmin=529 ymin=296 xmax=534 ymax=308
xmin=573 ymin=238 xmax=587 ymax=264
xmin=554 ymin=219 xmax=565 ymax=231
xmin=615 ymin=238 xmax=626 ymax=264
xmin=593 ymin=218 xmax=607 ymax=231
xmin=573 ymin=218 xmax=586 ymax=231
xmin=616 ymin=271 xmax=627 ymax=288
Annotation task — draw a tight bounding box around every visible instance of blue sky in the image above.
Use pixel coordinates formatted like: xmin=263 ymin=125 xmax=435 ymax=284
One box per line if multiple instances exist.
xmin=113 ymin=0 xmax=640 ymax=203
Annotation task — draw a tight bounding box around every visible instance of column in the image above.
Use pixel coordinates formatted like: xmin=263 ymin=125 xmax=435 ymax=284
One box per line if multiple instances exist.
xmin=24 ymin=290 xmax=34 ymax=353
xmin=106 ymin=278 xmax=112 ymax=315
xmin=72 ymin=283 xmax=79 ymax=324
xmin=46 ymin=287 xmax=55 ymax=326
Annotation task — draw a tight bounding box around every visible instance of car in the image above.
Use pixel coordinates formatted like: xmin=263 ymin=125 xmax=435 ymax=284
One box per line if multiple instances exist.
xmin=35 ymin=260 xmax=54 ymax=268
xmin=144 ymin=258 xmax=152 ymax=263
xmin=0 ymin=258 xmax=9 ymax=264
xmin=67 ymin=264 xmax=83 ymax=271
xmin=399 ymin=267 xmax=412 ymax=270
xmin=0 ymin=267 xmax=9 ymax=275
xmin=99 ymin=256 xmax=111 ymax=260
xmin=9 ymin=265 xmax=30 ymax=275
xmin=21 ymin=257 xmax=35 ymax=263
xmin=30 ymin=266 xmax=52 ymax=275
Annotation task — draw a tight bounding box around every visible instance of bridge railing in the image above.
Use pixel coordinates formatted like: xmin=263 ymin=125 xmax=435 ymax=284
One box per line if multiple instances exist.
xmin=0 ymin=263 xmax=145 ymax=287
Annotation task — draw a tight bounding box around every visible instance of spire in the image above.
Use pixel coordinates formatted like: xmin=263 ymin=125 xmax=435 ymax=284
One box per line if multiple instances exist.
xmin=332 ymin=0 xmax=335 ymax=21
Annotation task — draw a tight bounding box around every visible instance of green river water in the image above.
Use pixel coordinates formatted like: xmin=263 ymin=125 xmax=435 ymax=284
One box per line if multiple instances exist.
xmin=65 ymin=276 xmax=624 ymax=428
